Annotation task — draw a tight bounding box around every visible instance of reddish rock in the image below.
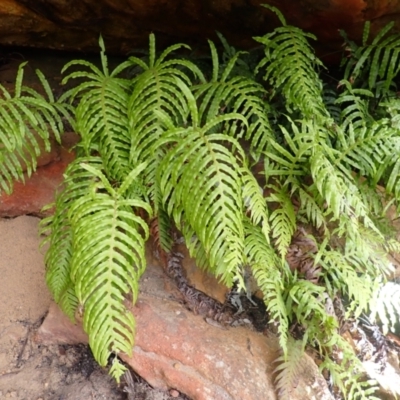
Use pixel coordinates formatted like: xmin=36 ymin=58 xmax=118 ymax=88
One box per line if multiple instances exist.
xmin=36 ymin=260 xmax=334 ymax=400
xmin=0 ymin=133 xmax=79 ymax=217
xmin=37 ymin=302 xmax=88 ymax=345
xmin=0 ymin=147 xmax=74 ymax=217
xmin=177 ymin=243 xmax=229 ymax=304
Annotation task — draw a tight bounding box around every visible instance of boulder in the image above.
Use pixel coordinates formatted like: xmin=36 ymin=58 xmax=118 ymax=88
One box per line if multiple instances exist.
xmin=37 ymin=256 xmax=334 ymax=400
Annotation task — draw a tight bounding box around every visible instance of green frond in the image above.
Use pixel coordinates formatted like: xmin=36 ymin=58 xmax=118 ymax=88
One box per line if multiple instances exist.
xmin=61 ymin=49 xmax=132 ymax=181
xmin=40 ymin=157 xmax=104 ymax=314
xmin=58 ymin=285 xmax=79 ymax=322
xmin=193 ymin=41 xmax=274 ymax=158
xmin=0 ymin=63 xmax=66 ymax=193
xmin=67 ymin=163 xmax=151 ymax=380
xmin=320 ymin=335 xmax=379 ymax=400
xmin=255 ymin=16 xmax=329 ymax=121
xmin=128 ymin=34 xmax=204 ymax=200
xmin=157 ymin=113 xmax=247 ymax=285
xmin=333 ymin=119 xmax=398 ymax=183
xmin=240 ymin=166 xmax=270 ymax=239
xmin=267 ymin=181 xmax=296 ymax=258
xmin=310 ymin=146 xmax=371 ymax=221
xmin=244 ymin=221 xmax=289 ymax=352
xmin=274 ymin=337 xmax=305 ymax=400
xmin=292 ymin=180 xmax=327 ymax=230
xmin=319 ymin=248 xmax=374 ymax=317
xmin=341 ymin=21 xmax=400 ymax=93
xmin=262 ymin=118 xmax=327 ymax=180
xmin=335 ymin=81 xmax=374 ymax=132
xmin=370 ymin=281 xmax=400 ymax=334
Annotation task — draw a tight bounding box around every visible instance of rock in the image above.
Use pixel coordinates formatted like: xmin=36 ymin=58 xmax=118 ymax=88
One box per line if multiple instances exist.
xmin=37 ymin=303 xmax=88 ymax=345
xmin=0 ymin=1 xmax=399 ymax=63
xmin=177 ymin=243 xmax=229 ymax=304
xmin=37 ymin=260 xmax=334 ymax=400
xmin=0 ymin=140 xmax=76 ymax=217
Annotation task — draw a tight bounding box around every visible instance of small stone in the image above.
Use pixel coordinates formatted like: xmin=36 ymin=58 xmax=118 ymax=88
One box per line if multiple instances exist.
xmin=169 ymin=389 xmax=180 ymax=397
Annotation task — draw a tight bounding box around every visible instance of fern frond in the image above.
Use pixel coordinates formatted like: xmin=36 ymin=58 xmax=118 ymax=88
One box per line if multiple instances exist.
xmin=267 ymin=181 xmax=296 ymax=258
xmin=158 ymin=117 xmax=247 ymax=285
xmin=244 ymin=221 xmax=289 ymax=352
xmin=274 ymin=337 xmax=305 ymax=400
xmin=333 ymin=119 xmax=398 ymax=183
xmin=193 ymin=40 xmax=274 ymax=157
xmin=318 ymin=248 xmax=374 ymax=316
xmin=310 ymin=145 xmax=373 ymax=223
xmin=255 ymin=5 xmax=329 ymax=121
xmin=128 ymin=34 xmax=204 ymax=200
xmin=341 ymin=21 xmax=400 ymax=93
xmin=0 ymin=63 xmax=66 ymax=193
xmin=40 ymin=157 xmax=103 ymax=317
xmin=241 ymin=166 xmax=270 ymax=240
xmin=61 ymin=40 xmax=132 ymax=181
xmin=370 ymin=281 xmax=400 ymax=334
xmin=68 ymin=163 xmax=151 ymax=380
xmin=335 ymin=81 xmax=374 ymax=132
xmin=320 ymin=335 xmax=379 ymax=400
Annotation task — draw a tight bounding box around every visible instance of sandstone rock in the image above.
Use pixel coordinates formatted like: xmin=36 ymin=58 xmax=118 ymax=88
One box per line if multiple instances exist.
xmin=0 ymin=1 xmax=400 ymax=63
xmin=0 ymin=141 xmax=76 ymax=217
xmin=37 ymin=260 xmax=334 ymax=400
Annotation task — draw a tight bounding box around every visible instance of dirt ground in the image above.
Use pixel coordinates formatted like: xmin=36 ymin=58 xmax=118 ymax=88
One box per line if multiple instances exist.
xmin=0 ymin=216 xmax=190 ymax=400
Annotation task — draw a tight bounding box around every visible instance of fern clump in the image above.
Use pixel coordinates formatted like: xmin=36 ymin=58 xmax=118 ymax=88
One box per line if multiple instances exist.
xmin=2 ymin=5 xmax=400 ymax=398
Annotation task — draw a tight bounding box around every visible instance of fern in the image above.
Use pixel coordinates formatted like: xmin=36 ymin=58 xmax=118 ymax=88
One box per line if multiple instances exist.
xmin=60 ymin=36 xmax=132 ymax=182
xmin=254 ymin=5 xmax=329 ymax=122
xmin=341 ymin=21 xmax=400 ymax=94
xmin=244 ymin=221 xmax=290 ymax=353
xmin=157 ymin=83 xmax=248 ymax=285
xmin=40 ymin=157 xmax=104 ymax=318
xmin=68 ymin=163 xmax=151 ymax=373
xmin=370 ymin=281 xmax=400 ymax=334
xmin=0 ymin=62 xmax=68 ymax=194
xmin=16 ymin=10 xmax=400 ymax=398
xmin=274 ymin=337 xmax=305 ymax=400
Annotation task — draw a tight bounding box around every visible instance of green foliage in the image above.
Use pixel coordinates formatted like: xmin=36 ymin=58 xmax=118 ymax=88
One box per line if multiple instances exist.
xmin=0 ymin=63 xmax=69 ymax=193
xmin=4 ymin=9 xmax=400 ymax=398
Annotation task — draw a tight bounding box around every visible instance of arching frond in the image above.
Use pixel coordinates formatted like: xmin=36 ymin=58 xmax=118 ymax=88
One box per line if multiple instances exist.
xmin=40 ymin=156 xmax=104 ymax=319
xmin=128 ymin=34 xmax=204 ymax=201
xmin=255 ymin=5 xmax=329 ymax=121
xmin=0 ymin=63 xmax=67 ymax=194
xmin=267 ymin=181 xmax=296 ymax=258
xmin=158 ymin=123 xmax=246 ymax=284
xmin=341 ymin=21 xmax=400 ymax=93
xmin=244 ymin=221 xmax=289 ymax=353
xmin=156 ymin=81 xmax=248 ymax=285
xmin=193 ymin=40 xmax=274 ymax=157
xmin=68 ymin=163 xmax=151 ymax=381
xmin=274 ymin=337 xmax=306 ymax=400
xmin=61 ymin=38 xmax=132 ymax=181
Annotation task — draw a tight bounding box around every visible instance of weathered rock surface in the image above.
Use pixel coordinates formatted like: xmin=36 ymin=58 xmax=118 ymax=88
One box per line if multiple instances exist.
xmin=1 ymin=1 xmax=400 ymax=62
xmin=37 ymin=253 xmax=334 ymax=400
xmin=0 ymin=132 xmax=78 ymax=217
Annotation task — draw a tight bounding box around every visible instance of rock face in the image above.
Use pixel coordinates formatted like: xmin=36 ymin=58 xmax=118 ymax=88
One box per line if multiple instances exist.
xmin=1 ymin=1 xmax=400 ymax=62
xmin=0 ymin=132 xmax=78 ymax=217
xmin=37 ymin=255 xmax=334 ymax=400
